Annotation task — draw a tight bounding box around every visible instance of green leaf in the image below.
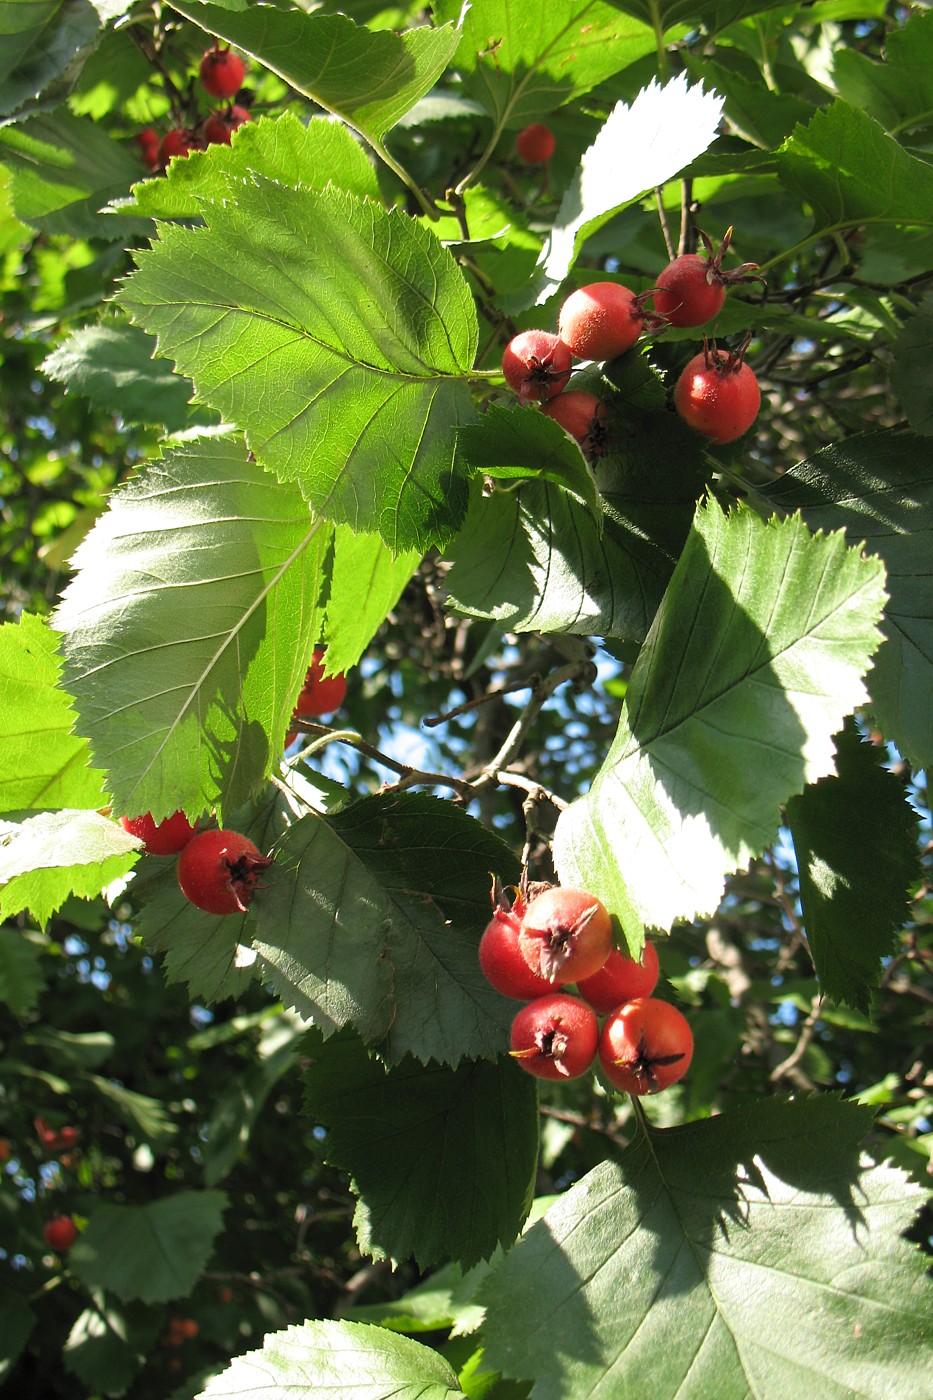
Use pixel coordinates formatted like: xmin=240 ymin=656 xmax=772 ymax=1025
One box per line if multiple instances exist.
xmin=762 ymin=431 xmax=933 ymax=770
xmin=833 ymin=8 xmax=933 ymax=135
xmin=71 ymin=1190 xmax=227 ymax=1303
xmin=456 ymin=404 xmax=601 ymax=514
xmin=891 ymin=294 xmax=933 ymax=435
xmin=613 ymin=0 xmax=791 ymax=34
xmin=85 ymin=1074 xmax=177 ymax=1148
xmin=117 ymin=183 xmax=477 ymax=553
xmin=0 ymin=810 xmax=139 ymax=927
xmin=0 ymin=110 xmax=150 ymax=240
xmin=133 ymin=866 xmax=258 ymax=1005
xmin=63 ymin=1298 xmax=151 ymax=1396
xmin=253 ymin=793 xmax=520 ymax=1065
xmin=432 ymin=0 xmax=658 ymax=128
xmin=40 ymin=316 xmax=207 ymax=433
xmin=553 ymin=499 xmax=888 ymax=941
xmin=303 ymin=1033 xmax=538 ymax=1269
xmin=787 ymin=723 xmax=919 ymax=1013
xmin=197 ymin=1320 xmax=463 ymax=1399
xmin=536 ymin=75 xmax=724 ymax=301
xmin=0 ymin=1287 xmax=35 ymax=1380
xmin=684 ymin=54 xmax=814 ymax=150
xmin=480 ymin=1097 xmax=933 ymax=1400
xmin=0 ymin=930 xmax=44 ymax=1017
xmin=122 ymin=111 xmax=380 ymax=221
xmin=25 ymin=1026 xmax=114 ymax=1068
xmin=324 ymin=527 xmax=421 ymax=675
xmin=54 ymin=438 xmax=330 ymax=822
xmin=171 ymin=1 xmax=462 ymax=144
xmin=0 ymin=612 xmax=107 ymax=815
xmin=777 ymin=100 xmax=933 ymax=236
xmin=202 ymin=1029 xmax=302 ymax=1185
xmin=0 ymin=0 xmax=102 ymax=119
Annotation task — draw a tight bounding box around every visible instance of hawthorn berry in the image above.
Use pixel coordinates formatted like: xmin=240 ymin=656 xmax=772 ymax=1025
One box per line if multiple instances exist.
xmin=518 ymin=886 xmax=613 ymax=985
xmin=203 ymin=104 xmax=252 ymax=146
xmin=576 ymin=940 xmax=660 ymax=1014
xmin=515 ymin=122 xmax=555 ymax=165
xmin=674 ymin=343 xmax=760 ymax=444
xmin=540 ymin=390 xmax=608 ymax=457
xmin=43 ymin=1215 xmax=78 ymax=1251
xmin=177 ymin=829 xmax=272 ymax=915
xmin=510 ymin=992 xmax=599 ymax=1079
xmin=558 ymin=282 xmax=654 ymax=361
xmin=158 ymin=128 xmax=194 ymax=166
xmin=199 ymin=45 xmax=245 ymax=101
xmin=135 ymin=127 xmax=160 ymax=170
xmin=654 ymin=228 xmax=762 ymax=328
xmin=502 ymin=330 xmax=573 ymax=404
xmin=120 ymin=811 xmax=199 ymax=856
xmin=295 ymin=650 xmax=347 ymax=718
xmin=598 ymin=997 xmax=694 ymax=1095
xmin=479 ymin=892 xmax=554 ymax=1000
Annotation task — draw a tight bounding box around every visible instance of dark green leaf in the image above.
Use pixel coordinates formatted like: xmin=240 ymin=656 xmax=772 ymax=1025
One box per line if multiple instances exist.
xmin=0 ymin=931 xmax=45 ymax=1017
xmin=303 ymin=1032 xmax=538 ymax=1269
xmin=787 ymin=723 xmax=919 ymax=1012
xmin=71 ymin=1190 xmax=228 ymax=1303
xmin=891 ymin=295 xmax=933 ymax=435
xmin=0 ymin=0 xmax=102 ymax=119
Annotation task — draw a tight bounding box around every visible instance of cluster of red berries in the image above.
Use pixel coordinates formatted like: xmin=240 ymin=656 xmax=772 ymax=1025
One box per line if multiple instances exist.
xmin=162 ymin=1316 xmax=199 ymax=1346
xmin=34 ymin=1115 xmax=80 ymax=1154
xmin=480 ymin=882 xmax=693 ymax=1094
xmin=502 ymin=228 xmax=763 ymax=449
xmin=121 ymin=811 xmax=271 ymax=917
xmin=135 ymin=43 xmax=250 ymax=171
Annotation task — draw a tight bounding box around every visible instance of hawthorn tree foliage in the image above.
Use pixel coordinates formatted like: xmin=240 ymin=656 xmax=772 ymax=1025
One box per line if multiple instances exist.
xmin=2 ymin=0 xmax=933 ymax=1395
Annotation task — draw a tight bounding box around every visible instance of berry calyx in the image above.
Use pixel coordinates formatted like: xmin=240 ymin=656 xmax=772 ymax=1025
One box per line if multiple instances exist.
xmin=654 ymin=228 xmax=763 ymax=328
xmin=203 ymin=104 xmax=252 ymax=145
xmin=479 ymin=884 xmax=553 ymax=1000
xmin=598 ymin=997 xmax=694 ymax=1095
xmin=43 ymin=1215 xmax=78 ymax=1251
xmin=576 ymin=940 xmax=660 ymax=1014
xmin=510 ymin=992 xmax=599 ymax=1079
xmin=674 ymin=340 xmax=760 ymax=444
xmin=177 ymin=829 xmax=272 ymax=915
xmin=558 ymin=282 xmax=657 ymax=361
xmin=502 ymin=330 xmax=573 ymax=404
xmin=199 ymin=45 xmax=245 ymax=101
xmin=518 ymin=886 xmax=613 ymax=985
xmin=158 ymin=128 xmax=194 ymax=166
xmin=120 ymin=811 xmax=200 ymax=856
xmin=515 ymin=123 xmax=555 ymax=165
xmin=540 ymin=390 xmax=608 ymax=457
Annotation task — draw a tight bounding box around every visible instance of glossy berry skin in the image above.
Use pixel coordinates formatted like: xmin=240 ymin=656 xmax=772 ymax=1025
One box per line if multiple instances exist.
xmin=515 ymin=122 xmax=555 ymax=164
xmin=502 ymin=330 xmax=572 ymax=403
xmin=510 ymin=993 xmax=599 ymax=1079
xmin=598 ymin=997 xmax=694 ymax=1095
xmin=136 ymin=126 xmax=160 ymax=170
xmin=653 ymin=253 xmax=726 ymax=328
xmin=479 ymin=903 xmax=554 ymax=1000
xmin=203 ymin=104 xmax=252 ymax=145
xmin=577 ymin=940 xmax=660 ymax=1014
xmin=158 ymin=128 xmax=193 ymax=166
xmin=120 ymin=811 xmax=199 ymax=856
xmin=540 ymin=391 xmax=608 ymax=456
xmin=199 ymin=46 xmax=245 ymax=100
xmin=177 ymin=829 xmax=271 ymax=915
xmin=295 ymin=650 xmax=347 ymax=718
xmin=674 ymin=349 xmax=760 ymax=444
xmin=519 ymin=886 xmax=613 ymax=985
xmin=43 ymin=1215 xmax=78 ymax=1251
xmin=558 ymin=282 xmax=644 ymax=361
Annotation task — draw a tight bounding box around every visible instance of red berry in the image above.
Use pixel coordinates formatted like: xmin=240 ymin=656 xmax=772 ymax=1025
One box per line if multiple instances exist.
xmin=598 ymin=997 xmax=694 ymax=1095
xmin=518 ymin=886 xmax=613 ymax=985
xmin=653 ymin=253 xmax=726 ymax=328
xmin=510 ymin=993 xmax=598 ymax=1079
xmin=502 ymin=330 xmax=572 ymax=404
xmin=515 ymin=123 xmax=555 ymax=165
xmin=34 ymin=1115 xmax=59 ymax=1149
xmin=136 ymin=127 xmax=160 ymax=170
xmin=540 ymin=390 xmax=608 ymax=457
xmin=120 ymin=811 xmax=200 ymax=856
xmin=674 ymin=346 xmax=760 ymax=444
xmin=56 ymin=1125 xmax=80 ymax=1149
xmin=199 ymin=45 xmax=245 ymax=101
xmin=43 ymin=1215 xmax=78 ymax=1251
xmin=293 ymin=651 xmax=347 ymax=721
xmin=479 ymin=898 xmax=554 ymax=1001
xmin=558 ymin=282 xmax=646 ymax=361
xmin=203 ymin=104 xmax=252 ymax=146
xmin=177 ymin=829 xmax=272 ymax=915
xmin=577 ymin=940 xmax=660 ymax=1014
xmin=158 ymin=128 xmax=193 ymax=166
